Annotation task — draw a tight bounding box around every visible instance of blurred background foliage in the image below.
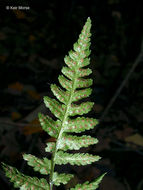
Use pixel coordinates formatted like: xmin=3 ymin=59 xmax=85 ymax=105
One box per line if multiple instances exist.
xmin=0 ymin=0 xmax=143 ymax=190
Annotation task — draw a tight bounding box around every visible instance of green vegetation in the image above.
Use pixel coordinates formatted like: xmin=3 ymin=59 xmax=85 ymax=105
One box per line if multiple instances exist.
xmin=2 ymin=18 xmax=105 ymax=190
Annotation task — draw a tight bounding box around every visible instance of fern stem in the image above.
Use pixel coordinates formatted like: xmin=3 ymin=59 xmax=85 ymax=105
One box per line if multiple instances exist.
xmin=49 ymin=181 xmax=53 ymax=190
xmin=49 ymin=69 xmax=78 ymax=189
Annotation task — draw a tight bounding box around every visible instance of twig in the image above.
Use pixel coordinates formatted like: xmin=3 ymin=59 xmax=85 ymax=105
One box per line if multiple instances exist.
xmin=0 ymin=121 xmax=40 ymax=127
xmin=112 ymin=140 xmax=143 ymax=156
xmin=99 ymin=40 xmax=143 ymax=122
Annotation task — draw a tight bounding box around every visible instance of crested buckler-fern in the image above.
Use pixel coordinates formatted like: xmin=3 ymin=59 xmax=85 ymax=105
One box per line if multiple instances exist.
xmin=2 ymin=17 xmax=106 ymax=190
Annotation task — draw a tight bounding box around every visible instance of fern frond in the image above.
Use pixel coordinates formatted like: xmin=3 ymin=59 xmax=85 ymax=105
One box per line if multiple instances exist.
xmin=2 ymin=163 xmax=50 ymax=189
xmin=40 ymin=17 xmax=105 ymax=189
xmin=64 ymin=56 xmax=90 ymax=69
xmin=58 ymin=75 xmax=72 ymax=91
xmin=70 ymin=173 xmax=106 ymax=190
xmin=76 ymin=78 xmax=93 ymax=89
xmin=53 ymin=172 xmax=74 ymax=186
xmin=72 ymin=88 xmax=92 ymax=102
xmin=61 ymin=66 xmax=75 ymax=80
xmin=38 ymin=113 xmax=59 ymax=138
xmin=58 ymin=134 xmax=98 ymax=151
xmin=45 ymin=142 xmax=56 ymax=153
xmin=65 ymin=117 xmax=99 ymax=133
xmin=2 ymin=17 xmax=105 ymax=190
xmin=51 ymin=84 xmax=69 ymax=104
xmin=69 ymin=102 xmax=94 ymax=116
xmin=44 ymin=96 xmax=65 ymax=120
xmin=55 ymin=151 xmax=101 ymax=166
xmin=23 ymin=154 xmax=51 ymax=175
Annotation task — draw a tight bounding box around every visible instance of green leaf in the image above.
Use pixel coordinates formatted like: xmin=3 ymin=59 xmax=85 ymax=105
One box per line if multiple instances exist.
xmin=38 ymin=113 xmax=59 ymax=138
xmin=77 ymin=67 xmax=92 ymax=77
xmin=53 ymin=172 xmax=74 ymax=186
xmin=73 ymin=41 xmax=90 ymax=52
xmin=72 ymin=88 xmax=92 ymax=102
xmin=70 ymin=173 xmax=106 ymax=190
xmin=58 ymin=134 xmax=98 ymax=151
xmin=69 ymin=50 xmax=79 ymax=60
xmin=78 ymin=57 xmax=90 ymax=68
xmin=51 ymin=84 xmax=69 ymax=104
xmin=69 ymin=102 xmax=94 ymax=116
xmin=76 ymin=78 xmax=93 ymax=89
xmin=65 ymin=117 xmax=99 ymax=133
xmin=44 ymin=96 xmax=65 ymax=120
xmin=45 ymin=142 xmax=56 ymax=153
xmin=55 ymin=151 xmax=101 ymax=165
xmin=23 ymin=154 xmax=51 ymax=175
xmin=64 ymin=55 xmax=76 ymax=69
xmin=61 ymin=66 xmax=74 ymax=80
xmin=58 ymin=75 xmax=72 ymax=91
xmin=2 ymin=163 xmax=49 ymax=190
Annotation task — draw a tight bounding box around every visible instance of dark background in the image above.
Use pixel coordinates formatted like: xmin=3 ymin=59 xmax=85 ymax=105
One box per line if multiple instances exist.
xmin=0 ymin=0 xmax=143 ymax=189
